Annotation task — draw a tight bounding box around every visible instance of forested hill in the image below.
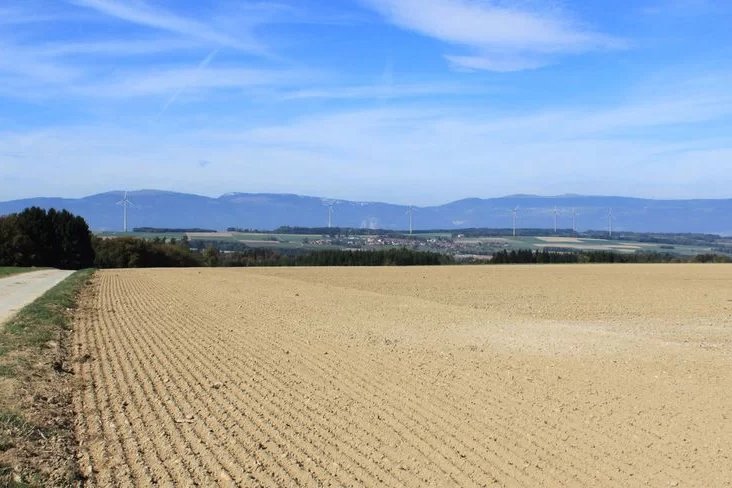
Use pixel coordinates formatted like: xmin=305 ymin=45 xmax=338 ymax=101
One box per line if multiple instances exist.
xmin=1 ymin=190 xmax=730 ymax=235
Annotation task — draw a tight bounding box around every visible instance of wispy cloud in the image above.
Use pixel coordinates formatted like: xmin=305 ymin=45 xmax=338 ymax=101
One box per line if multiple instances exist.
xmin=0 ymin=1 xmax=728 ymax=204
xmin=70 ymin=0 xmax=265 ymax=54
xmin=230 ymin=89 xmax=732 ymax=151
xmin=0 ymin=42 xmax=83 ymax=87
xmin=35 ymin=38 xmax=200 ymax=57
xmin=75 ymin=66 xmax=317 ymax=98
xmin=362 ymin=0 xmax=624 ymax=71
xmin=445 ymin=54 xmax=547 ymax=72
xmin=3 ymin=75 xmax=731 ymax=202
xmin=179 ymin=76 xmax=732 ymax=200
xmin=0 ymin=2 xmax=293 ymax=101
xmin=0 ymin=1 xmax=333 ymax=101
xmin=0 ymin=36 xmax=199 ymax=89
xmin=641 ymin=0 xmax=716 ymax=16
xmin=279 ymin=82 xmax=484 ymax=100
xmin=0 ymin=40 xmax=317 ymax=102
xmin=0 ymin=4 xmax=79 ymax=25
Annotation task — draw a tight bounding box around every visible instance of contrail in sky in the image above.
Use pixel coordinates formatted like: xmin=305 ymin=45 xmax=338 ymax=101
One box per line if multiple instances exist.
xmin=157 ymin=48 xmax=219 ymax=117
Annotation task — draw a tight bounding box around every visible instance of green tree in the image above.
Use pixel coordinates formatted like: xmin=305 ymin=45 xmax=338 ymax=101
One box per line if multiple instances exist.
xmin=0 ymin=207 xmax=94 ymax=269
xmin=203 ymin=245 xmax=220 ymax=267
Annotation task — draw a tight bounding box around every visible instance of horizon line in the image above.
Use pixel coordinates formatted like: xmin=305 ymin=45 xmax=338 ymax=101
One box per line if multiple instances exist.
xmin=3 ymin=188 xmax=732 ymax=206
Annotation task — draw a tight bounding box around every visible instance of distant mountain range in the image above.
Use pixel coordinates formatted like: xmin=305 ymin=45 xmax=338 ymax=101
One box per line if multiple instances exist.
xmin=1 ymin=190 xmax=731 ymax=235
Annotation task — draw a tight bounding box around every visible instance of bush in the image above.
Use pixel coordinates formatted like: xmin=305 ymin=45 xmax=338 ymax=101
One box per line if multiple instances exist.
xmin=93 ymin=237 xmax=201 ymax=268
xmin=219 ymin=247 xmax=453 ymax=267
xmin=0 ymin=207 xmax=94 ymax=269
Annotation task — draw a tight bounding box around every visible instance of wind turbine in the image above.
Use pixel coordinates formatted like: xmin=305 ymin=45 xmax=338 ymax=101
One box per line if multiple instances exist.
xmin=571 ymin=208 xmax=577 ymax=233
xmin=116 ymin=191 xmax=135 ymax=232
xmin=512 ymin=206 xmax=519 ymax=237
xmin=406 ymin=206 xmax=415 ymax=235
xmin=608 ymin=208 xmax=614 ymax=238
xmin=324 ymin=201 xmax=335 ymax=228
xmin=553 ymin=206 xmax=559 ymax=233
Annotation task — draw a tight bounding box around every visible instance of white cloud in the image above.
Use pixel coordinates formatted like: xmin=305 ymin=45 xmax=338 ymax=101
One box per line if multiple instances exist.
xmin=0 ymin=42 xmax=83 ymax=89
xmin=0 ymin=38 xmax=316 ymax=100
xmin=445 ymin=54 xmax=546 ymax=72
xmin=35 ymin=38 xmax=200 ymax=57
xmin=0 ymin=2 xmax=326 ymax=100
xmin=362 ymin=0 xmax=624 ymax=71
xmin=4 ymin=80 xmax=730 ymax=203
xmin=74 ymin=66 xmax=317 ymax=98
xmin=279 ymin=82 xmax=484 ymax=100
xmin=0 ymin=3 xmax=80 ymax=25
xmin=70 ymin=0 xmax=265 ymax=53
xmin=0 ymin=1 xmax=727 ymax=204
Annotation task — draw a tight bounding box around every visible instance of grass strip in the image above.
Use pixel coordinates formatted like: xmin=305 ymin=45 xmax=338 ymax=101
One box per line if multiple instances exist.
xmin=0 ymin=270 xmax=93 ymax=359
xmin=0 ymin=269 xmax=94 ymax=487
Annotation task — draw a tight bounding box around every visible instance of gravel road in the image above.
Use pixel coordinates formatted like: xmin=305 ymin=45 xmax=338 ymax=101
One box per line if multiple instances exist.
xmin=0 ymin=269 xmax=75 ymax=325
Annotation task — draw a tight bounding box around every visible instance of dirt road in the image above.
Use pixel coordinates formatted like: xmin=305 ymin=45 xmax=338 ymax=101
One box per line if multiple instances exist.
xmin=0 ymin=269 xmax=74 ymax=325
xmin=73 ymin=265 xmax=732 ymax=487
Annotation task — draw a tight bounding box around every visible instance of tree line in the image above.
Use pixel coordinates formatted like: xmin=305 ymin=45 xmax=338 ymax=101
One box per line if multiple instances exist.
xmin=100 ymin=241 xmax=730 ymax=267
xmin=0 ymin=208 xmax=452 ymax=268
xmin=1 ymin=208 xmax=729 ymax=269
xmin=93 ymin=237 xmax=200 ymax=268
xmin=0 ymin=207 xmax=95 ymax=269
xmin=222 ymin=248 xmax=452 ymax=266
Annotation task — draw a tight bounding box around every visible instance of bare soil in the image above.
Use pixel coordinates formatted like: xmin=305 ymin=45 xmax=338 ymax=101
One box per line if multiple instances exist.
xmin=73 ymin=265 xmax=732 ymax=486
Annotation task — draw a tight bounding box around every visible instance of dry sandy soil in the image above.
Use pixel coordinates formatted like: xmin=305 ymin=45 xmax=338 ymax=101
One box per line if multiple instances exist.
xmin=73 ymin=265 xmax=732 ymax=487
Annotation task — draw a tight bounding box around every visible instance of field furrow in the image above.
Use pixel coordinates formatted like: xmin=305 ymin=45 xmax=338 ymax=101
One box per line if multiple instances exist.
xmin=74 ymin=265 xmax=732 ymax=487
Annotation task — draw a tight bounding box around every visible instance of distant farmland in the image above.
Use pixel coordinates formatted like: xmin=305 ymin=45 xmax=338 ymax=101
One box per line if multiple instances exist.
xmin=95 ymin=228 xmax=732 ymax=258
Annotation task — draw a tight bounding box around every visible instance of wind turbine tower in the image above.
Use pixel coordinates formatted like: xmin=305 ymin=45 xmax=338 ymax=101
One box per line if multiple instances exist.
xmin=327 ymin=203 xmax=334 ymax=228
xmin=571 ymin=208 xmax=577 ymax=233
xmin=512 ymin=206 xmax=518 ymax=237
xmin=608 ymin=208 xmax=614 ymax=238
xmin=553 ymin=206 xmax=559 ymax=233
xmin=116 ymin=191 xmax=134 ymax=232
xmin=406 ymin=205 xmax=414 ymax=236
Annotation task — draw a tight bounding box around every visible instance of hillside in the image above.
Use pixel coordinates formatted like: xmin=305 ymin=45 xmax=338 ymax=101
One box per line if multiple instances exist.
xmin=1 ymin=190 xmax=730 ymax=234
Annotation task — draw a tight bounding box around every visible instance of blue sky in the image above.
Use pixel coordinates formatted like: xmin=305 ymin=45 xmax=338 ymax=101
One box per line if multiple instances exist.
xmin=1 ymin=0 xmax=731 ymax=204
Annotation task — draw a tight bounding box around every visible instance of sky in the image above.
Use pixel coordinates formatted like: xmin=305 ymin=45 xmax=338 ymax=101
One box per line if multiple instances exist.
xmin=1 ymin=0 xmax=731 ymax=204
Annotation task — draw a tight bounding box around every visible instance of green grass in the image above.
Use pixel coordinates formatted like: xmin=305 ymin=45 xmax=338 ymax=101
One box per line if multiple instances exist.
xmin=0 ymin=269 xmax=93 ymax=487
xmin=96 ymin=231 xmax=185 ymax=240
xmin=0 ymin=269 xmax=94 ymax=361
xmin=0 ymin=363 xmax=14 ymax=377
xmin=0 ymin=268 xmax=37 ymax=279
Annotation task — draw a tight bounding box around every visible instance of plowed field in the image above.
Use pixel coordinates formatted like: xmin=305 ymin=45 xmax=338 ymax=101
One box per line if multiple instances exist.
xmin=73 ymin=265 xmax=732 ymax=487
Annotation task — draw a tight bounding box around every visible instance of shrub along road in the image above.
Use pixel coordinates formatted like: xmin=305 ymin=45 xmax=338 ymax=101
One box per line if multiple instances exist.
xmin=0 ymin=269 xmax=74 ymax=325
